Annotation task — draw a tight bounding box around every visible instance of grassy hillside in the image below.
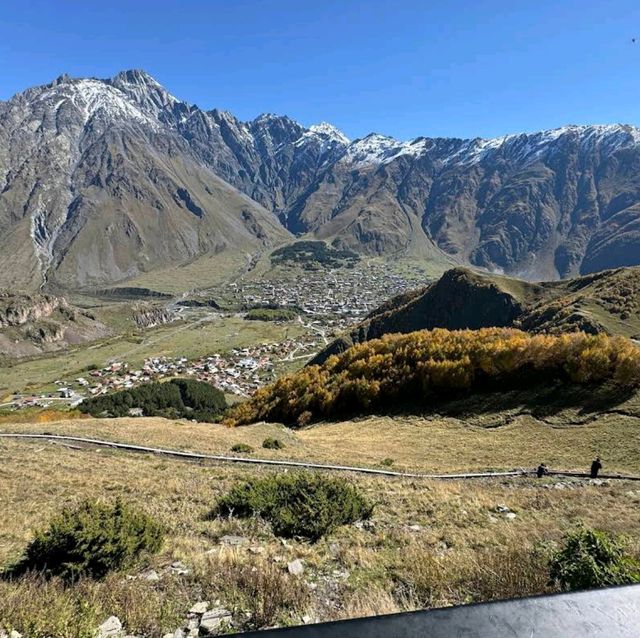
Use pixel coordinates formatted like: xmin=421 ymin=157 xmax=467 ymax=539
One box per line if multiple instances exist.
xmin=311 ymin=266 xmax=640 ymax=365
xmin=229 ymin=328 xmax=640 ymax=427
xmin=4 ymin=392 xmax=640 ymax=472
xmin=2 ymin=414 xmax=640 ymax=635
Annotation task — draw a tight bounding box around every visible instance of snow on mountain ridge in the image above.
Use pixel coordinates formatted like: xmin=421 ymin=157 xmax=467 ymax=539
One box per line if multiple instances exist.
xmin=33 ymin=77 xmax=163 ymax=130
xmin=308 ymin=122 xmax=350 ymax=144
xmin=10 ymin=71 xmax=640 ymax=170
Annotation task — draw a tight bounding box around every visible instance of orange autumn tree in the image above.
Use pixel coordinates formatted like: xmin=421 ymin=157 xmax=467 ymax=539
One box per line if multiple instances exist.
xmin=226 ymin=328 xmax=640 ymax=427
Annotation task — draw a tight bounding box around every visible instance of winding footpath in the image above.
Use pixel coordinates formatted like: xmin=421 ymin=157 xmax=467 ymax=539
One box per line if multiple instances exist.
xmin=2 ymin=432 xmax=640 ymax=481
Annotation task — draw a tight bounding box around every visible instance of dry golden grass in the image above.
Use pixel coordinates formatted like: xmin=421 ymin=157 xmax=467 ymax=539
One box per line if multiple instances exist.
xmin=4 ymin=392 xmax=640 ymax=474
xmin=3 ymin=404 xmax=640 ymax=635
xmin=2 ymin=427 xmax=640 ymax=635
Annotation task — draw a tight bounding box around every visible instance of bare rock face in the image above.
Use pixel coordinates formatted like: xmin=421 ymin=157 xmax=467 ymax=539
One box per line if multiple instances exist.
xmin=132 ymin=305 xmax=177 ymax=329
xmin=3 ymin=70 xmax=640 ymax=291
xmin=0 ymin=291 xmax=109 ymax=357
xmin=0 ymin=292 xmax=63 ymax=327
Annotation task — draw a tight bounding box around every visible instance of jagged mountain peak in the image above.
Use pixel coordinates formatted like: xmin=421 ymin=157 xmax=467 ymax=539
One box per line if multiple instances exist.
xmin=308 ymin=122 xmax=350 ymax=144
xmin=343 ymin=132 xmax=430 ymax=167
xmin=4 ymin=71 xmax=640 ymax=291
xmin=108 ymin=69 xmax=182 ymax=120
xmin=110 ymin=68 xmax=162 ymax=88
xmin=442 ymin=122 xmax=640 ymax=167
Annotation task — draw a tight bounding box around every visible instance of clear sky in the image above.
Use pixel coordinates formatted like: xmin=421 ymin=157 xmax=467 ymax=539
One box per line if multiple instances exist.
xmin=1 ymin=0 xmax=639 ymax=140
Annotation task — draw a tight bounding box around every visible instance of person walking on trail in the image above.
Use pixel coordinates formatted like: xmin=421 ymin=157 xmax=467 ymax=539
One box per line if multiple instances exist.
xmin=536 ymin=463 xmax=548 ymax=478
xmin=590 ymin=457 xmax=602 ymax=478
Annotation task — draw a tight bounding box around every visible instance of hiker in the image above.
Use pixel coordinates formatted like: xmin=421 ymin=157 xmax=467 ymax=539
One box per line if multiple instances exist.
xmin=590 ymin=457 xmax=602 ymax=479
xmin=536 ymin=463 xmax=548 ymax=478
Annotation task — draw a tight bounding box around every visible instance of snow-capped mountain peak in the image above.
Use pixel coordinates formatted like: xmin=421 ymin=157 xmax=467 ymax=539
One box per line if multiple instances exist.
xmin=308 ymin=122 xmax=350 ymax=144
xmin=343 ymin=133 xmax=431 ymax=167
xmin=32 ymin=76 xmax=160 ymax=129
xmin=445 ymin=123 xmax=640 ymax=166
xmin=109 ymin=69 xmax=182 ymax=119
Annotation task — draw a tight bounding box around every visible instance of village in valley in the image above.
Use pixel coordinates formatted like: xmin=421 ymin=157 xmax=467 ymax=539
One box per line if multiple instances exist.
xmin=4 ymin=262 xmax=425 ymax=411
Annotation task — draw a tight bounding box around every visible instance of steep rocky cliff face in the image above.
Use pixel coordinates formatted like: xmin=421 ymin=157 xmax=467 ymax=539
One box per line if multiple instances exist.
xmin=0 ymin=71 xmax=292 ymax=291
xmin=0 ymin=292 xmax=64 ymax=327
xmin=0 ymin=292 xmax=109 ymax=357
xmin=2 ymin=70 xmax=640 ymax=291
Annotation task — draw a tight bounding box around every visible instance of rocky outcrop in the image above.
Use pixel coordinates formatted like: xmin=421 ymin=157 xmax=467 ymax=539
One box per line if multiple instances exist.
xmin=0 ymin=292 xmax=64 ymax=327
xmin=0 ymin=291 xmax=109 ymax=357
xmin=132 ymin=305 xmax=177 ymax=329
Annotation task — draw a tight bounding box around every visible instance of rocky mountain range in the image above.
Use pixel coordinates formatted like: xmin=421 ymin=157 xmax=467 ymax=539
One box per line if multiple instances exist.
xmin=2 ymin=69 xmax=640 ymax=290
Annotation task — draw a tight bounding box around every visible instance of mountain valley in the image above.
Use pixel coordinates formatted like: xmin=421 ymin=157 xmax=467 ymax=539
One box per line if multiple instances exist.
xmin=4 ymin=68 xmax=640 ymax=638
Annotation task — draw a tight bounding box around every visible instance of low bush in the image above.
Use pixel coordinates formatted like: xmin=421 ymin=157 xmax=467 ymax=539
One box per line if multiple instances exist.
xmin=231 ymin=443 xmax=254 ymax=454
xmin=226 ymin=328 xmax=640 ymax=426
xmin=549 ymin=527 xmax=640 ymax=591
xmin=262 ymin=437 xmax=285 ymax=450
xmin=4 ymin=500 xmax=164 ymax=582
xmin=214 ymin=473 xmax=373 ymax=541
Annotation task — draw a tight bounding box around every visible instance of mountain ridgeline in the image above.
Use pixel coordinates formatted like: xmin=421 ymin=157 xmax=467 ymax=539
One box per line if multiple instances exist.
xmin=2 ymin=70 xmax=640 ymax=290
xmin=310 ymin=266 xmax=640 ymax=365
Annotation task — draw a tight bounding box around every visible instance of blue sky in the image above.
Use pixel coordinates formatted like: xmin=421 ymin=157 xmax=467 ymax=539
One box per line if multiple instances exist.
xmin=1 ymin=0 xmax=639 ymax=140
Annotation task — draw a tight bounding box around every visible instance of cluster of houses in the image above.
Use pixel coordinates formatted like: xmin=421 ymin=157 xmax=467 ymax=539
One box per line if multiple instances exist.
xmin=5 ymin=263 xmax=425 ymax=411
xmin=6 ymin=335 xmax=321 ymax=410
xmin=223 ymin=263 xmax=423 ymax=319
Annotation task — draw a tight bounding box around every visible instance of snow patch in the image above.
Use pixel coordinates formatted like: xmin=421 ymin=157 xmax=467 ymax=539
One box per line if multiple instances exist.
xmin=342 ymin=134 xmax=430 ymax=168
xmin=308 ymin=122 xmax=350 ymax=144
xmin=37 ymin=78 xmax=161 ymax=129
xmin=445 ymin=124 xmax=640 ymax=166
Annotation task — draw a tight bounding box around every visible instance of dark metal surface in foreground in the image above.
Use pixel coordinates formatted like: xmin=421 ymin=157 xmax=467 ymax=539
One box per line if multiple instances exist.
xmin=236 ymin=585 xmax=640 ymax=637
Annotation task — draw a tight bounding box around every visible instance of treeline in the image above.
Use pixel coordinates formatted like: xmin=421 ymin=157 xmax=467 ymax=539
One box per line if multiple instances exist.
xmin=227 ymin=328 xmax=640 ymax=426
xmin=271 ymin=241 xmax=359 ymax=268
xmin=245 ymin=307 xmax=298 ymax=322
xmin=82 ymin=379 xmax=227 ymax=422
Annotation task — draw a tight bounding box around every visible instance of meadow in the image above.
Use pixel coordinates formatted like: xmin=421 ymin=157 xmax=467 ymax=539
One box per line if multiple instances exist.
xmin=2 ymin=414 xmax=640 ymax=635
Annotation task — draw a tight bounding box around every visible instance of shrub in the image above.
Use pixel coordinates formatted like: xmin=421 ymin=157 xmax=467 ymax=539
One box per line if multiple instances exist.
xmin=549 ymin=527 xmax=640 ymax=591
xmin=381 ymin=458 xmax=394 ymax=467
xmin=214 ymin=473 xmax=373 ymax=541
xmin=262 ymin=437 xmax=285 ymax=450
xmin=4 ymin=500 xmax=164 ymax=582
xmin=226 ymin=328 xmax=640 ymax=426
xmin=231 ymin=443 xmax=254 ymax=454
